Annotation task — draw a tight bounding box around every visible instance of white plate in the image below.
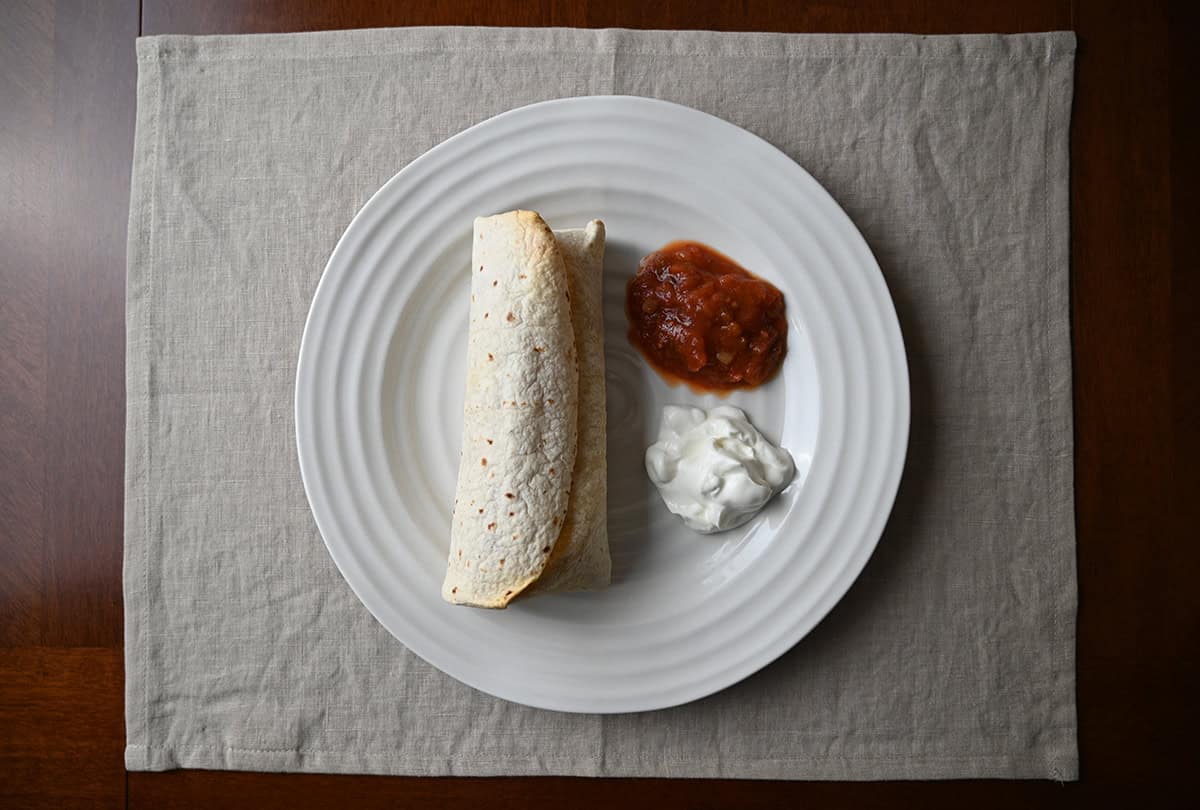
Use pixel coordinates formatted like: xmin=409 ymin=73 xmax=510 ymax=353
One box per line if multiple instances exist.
xmin=296 ymin=96 xmax=908 ymax=713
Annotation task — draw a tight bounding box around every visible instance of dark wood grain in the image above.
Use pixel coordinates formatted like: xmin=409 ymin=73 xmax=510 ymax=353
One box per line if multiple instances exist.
xmin=0 ymin=647 xmax=125 ymax=808
xmin=38 ymin=0 xmax=136 ymax=649
xmin=1 ymin=0 xmax=135 ymax=650
xmin=0 ymin=0 xmax=53 ymax=648
xmin=127 ymin=772 xmax=1118 ymax=810
xmin=1 ymin=0 xmax=1194 ymax=806
xmin=1069 ymin=0 xmax=1183 ymax=785
xmin=1 ymin=0 xmax=135 ymax=807
xmin=1167 ymin=0 xmax=1200 ymax=781
xmin=142 ymin=0 xmax=1072 ymax=35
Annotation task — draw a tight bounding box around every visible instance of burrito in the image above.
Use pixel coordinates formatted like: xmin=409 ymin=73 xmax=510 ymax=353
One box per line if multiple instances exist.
xmin=443 ymin=211 xmax=610 ymax=608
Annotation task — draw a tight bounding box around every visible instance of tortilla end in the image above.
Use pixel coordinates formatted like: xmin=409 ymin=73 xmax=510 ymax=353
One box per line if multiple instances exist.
xmin=441 ymin=572 xmax=539 ymax=609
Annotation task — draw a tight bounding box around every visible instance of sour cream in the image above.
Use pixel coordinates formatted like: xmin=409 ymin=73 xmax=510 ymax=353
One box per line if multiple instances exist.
xmin=645 ymin=405 xmax=795 ymax=533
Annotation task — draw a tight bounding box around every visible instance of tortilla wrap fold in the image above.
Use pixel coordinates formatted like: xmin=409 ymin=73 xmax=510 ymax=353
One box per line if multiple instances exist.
xmin=443 ymin=211 xmax=610 ymax=607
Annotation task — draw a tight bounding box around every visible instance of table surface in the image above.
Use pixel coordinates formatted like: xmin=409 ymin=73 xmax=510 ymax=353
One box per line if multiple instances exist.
xmin=1 ymin=0 xmax=1194 ymax=807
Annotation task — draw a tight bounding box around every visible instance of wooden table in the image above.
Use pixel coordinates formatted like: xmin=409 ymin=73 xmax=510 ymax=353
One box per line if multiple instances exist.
xmin=1 ymin=1 xmax=1193 ymax=806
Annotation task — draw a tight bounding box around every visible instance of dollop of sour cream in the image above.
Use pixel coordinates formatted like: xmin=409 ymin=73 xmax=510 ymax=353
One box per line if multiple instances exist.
xmin=645 ymin=405 xmax=795 ymax=533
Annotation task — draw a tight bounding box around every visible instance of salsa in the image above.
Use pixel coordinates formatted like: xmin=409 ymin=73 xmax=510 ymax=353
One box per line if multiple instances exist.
xmin=626 ymin=241 xmax=787 ymax=391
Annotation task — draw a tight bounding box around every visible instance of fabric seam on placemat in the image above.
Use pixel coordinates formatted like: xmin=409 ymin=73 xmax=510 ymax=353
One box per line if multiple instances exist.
xmin=136 ymin=51 xmax=1071 ymax=65
xmin=141 ymin=51 xmax=165 ymax=761
xmin=1048 ymin=50 xmax=1079 ymax=778
xmin=125 ymin=741 xmax=1070 ymax=767
xmin=1041 ymin=50 xmax=1059 ymax=779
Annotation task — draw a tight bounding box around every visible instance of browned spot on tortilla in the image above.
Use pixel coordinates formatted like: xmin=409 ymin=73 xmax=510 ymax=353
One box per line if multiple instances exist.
xmin=487 ymin=353 xmax=493 ymax=361
xmin=487 ymin=522 xmax=496 ymax=531
xmin=457 ymin=549 xmax=462 ymax=558
xmin=505 ymin=493 xmax=514 ymax=499
xmin=542 ymin=546 xmax=551 ymax=554
xmin=479 ymin=265 xmax=484 ymax=272
xmin=508 ymin=511 xmax=514 ymax=517
xmin=480 ymin=457 xmax=487 ymax=466
xmin=547 ymin=398 xmax=555 ymax=405
xmin=518 ymin=273 xmax=527 ymax=279
xmin=492 ymin=279 xmax=497 ymax=287
xmin=549 ymin=467 xmax=556 ymax=475
xmin=505 ymin=590 xmax=513 ymax=596
xmin=484 ymin=312 xmax=489 ymax=319
xmin=506 ymin=312 xmax=515 ymax=322
xmin=499 ymin=558 xmax=505 ymax=565
xmin=451 ymin=586 xmax=457 ymax=594
xmin=477 ymin=508 xmax=483 ymax=514
xmin=533 ymin=346 xmax=543 ymax=353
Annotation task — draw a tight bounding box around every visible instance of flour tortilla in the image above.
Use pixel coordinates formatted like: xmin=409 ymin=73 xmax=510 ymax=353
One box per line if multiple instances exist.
xmin=442 ymin=211 xmax=609 ymax=608
xmin=530 ymin=221 xmax=611 ymax=594
xmin=443 ymin=211 xmax=578 ymax=607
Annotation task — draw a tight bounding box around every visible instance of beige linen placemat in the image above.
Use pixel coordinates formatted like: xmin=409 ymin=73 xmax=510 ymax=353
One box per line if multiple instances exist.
xmin=124 ymin=27 xmax=1077 ymax=779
